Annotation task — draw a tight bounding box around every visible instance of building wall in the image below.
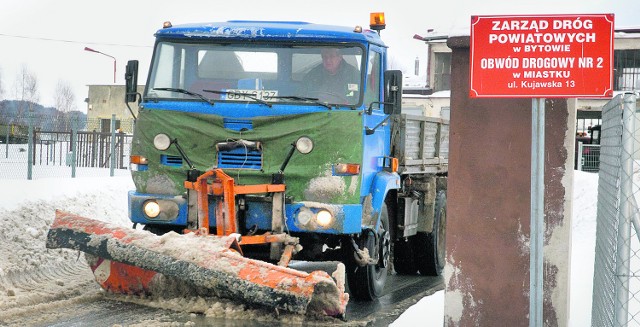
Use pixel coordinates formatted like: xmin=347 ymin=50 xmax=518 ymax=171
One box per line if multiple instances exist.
xmin=615 ymin=35 xmax=640 ymax=50
xmin=402 ymin=94 xmax=450 ymax=118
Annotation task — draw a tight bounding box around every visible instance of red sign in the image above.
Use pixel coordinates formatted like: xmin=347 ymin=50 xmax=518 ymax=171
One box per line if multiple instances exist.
xmin=470 ymin=14 xmax=614 ymax=98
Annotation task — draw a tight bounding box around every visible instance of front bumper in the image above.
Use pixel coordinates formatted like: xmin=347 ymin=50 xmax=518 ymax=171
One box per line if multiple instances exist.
xmin=129 ymin=191 xmax=361 ymax=234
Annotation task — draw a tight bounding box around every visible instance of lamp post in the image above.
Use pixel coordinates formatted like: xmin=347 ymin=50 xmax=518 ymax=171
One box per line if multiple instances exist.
xmin=84 ymin=47 xmax=116 ymax=83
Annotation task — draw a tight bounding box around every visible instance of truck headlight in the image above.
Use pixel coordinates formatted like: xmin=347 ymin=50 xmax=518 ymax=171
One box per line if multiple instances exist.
xmin=315 ymin=209 xmax=333 ymax=227
xmin=143 ymin=200 xmax=161 ymax=218
xmin=153 ymin=134 xmax=172 ymax=151
xmin=295 ymin=136 xmax=314 ymax=154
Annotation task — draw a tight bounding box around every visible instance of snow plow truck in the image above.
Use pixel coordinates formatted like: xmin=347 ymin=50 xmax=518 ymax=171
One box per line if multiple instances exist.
xmin=46 ymin=13 xmax=449 ymax=318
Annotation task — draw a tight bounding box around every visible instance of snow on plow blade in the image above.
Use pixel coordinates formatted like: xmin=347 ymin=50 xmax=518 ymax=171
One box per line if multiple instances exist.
xmin=46 ymin=210 xmax=348 ymax=317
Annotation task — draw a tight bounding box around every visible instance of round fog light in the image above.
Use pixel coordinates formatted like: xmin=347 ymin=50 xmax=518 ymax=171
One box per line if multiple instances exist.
xmin=316 ymin=209 xmax=333 ymax=227
xmin=143 ymin=200 xmax=161 ymax=218
xmin=297 ymin=208 xmax=313 ymax=225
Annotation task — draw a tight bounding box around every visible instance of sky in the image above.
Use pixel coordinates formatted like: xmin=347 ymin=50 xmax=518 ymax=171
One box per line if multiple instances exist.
xmin=0 ymin=146 xmax=600 ymax=325
xmin=0 ymin=0 xmax=639 ymax=113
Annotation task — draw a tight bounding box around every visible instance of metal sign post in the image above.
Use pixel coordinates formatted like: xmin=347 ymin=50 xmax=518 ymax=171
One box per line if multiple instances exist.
xmin=530 ymin=98 xmax=545 ymax=327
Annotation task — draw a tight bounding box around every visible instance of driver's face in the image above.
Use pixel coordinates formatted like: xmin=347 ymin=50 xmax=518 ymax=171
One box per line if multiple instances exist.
xmin=321 ymin=49 xmax=342 ymax=75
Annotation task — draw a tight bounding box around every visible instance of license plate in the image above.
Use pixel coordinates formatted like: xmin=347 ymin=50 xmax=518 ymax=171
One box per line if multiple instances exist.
xmin=223 ymin=89 xmax=278 ymax=101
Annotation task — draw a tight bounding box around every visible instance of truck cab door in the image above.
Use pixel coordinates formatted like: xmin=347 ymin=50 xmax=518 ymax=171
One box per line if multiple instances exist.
xmin=361 ymin=48 xmax=400 ymax=213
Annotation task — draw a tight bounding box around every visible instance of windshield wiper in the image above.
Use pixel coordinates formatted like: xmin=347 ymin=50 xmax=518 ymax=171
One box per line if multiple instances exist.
xmin=269 ymin=95 xmax=332 ymax=109
xmin=153 ymin=87 xmax=215 ymax=106
xmin=203 ymin=89 xmax=272 ymax=108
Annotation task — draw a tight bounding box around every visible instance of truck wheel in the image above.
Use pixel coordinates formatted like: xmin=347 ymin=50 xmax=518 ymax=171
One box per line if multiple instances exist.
xmin=393 ymin=237 xmax=418 ymax=275
xmin=415 ymin=190 xmax=446 ymax=276
xmin=347 ymin=203 xmax=390 ymax=300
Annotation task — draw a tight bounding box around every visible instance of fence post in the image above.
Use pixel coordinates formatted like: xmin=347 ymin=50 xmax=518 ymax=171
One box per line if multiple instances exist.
xmin=27 ymin=112 xmax=34 ymax=180
xmin=110 ymin=114 xmax=116 ymax=177
xmin=614 ymin=93 xmax=637 ymax=326
xmin=118 ymin=132 xmax=125 ymax=169
xmin=71 ymin=116 xmax=78 ymax=178
xmin=4 ymin=123 xmax=8 ymax=159
xmin=577 ymin=141 xmax=583 ymax=171
xmin=92 ymin=130 xmax=97 ymax=167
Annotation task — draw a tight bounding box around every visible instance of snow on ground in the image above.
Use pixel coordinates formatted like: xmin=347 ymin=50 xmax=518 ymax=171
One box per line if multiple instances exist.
xmin=0 ymin=171 xmax=134 ymax=322
xmin=0 ymin=163 xmax=599 ymax=326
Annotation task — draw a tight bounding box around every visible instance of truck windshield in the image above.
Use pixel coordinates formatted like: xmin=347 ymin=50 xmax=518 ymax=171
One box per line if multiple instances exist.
xmin=146 ymin=42 xmax=365 ymax=107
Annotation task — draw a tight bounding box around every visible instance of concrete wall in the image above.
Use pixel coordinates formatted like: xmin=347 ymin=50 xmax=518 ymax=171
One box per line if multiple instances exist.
xmin=444 ymin=36 xmax=572 ymax=326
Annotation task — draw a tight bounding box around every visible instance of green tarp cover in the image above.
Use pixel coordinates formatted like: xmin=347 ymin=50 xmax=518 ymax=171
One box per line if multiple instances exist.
xmin=131 ymin=109 xmax=363 ymax=204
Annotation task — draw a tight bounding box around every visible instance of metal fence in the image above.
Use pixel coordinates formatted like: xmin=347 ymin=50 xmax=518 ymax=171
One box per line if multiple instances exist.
xmin=577 ymin=143 xmax=602 ymax=172
xmin=592 ymin=92 xmax=640 ymax=327
xmin=1 ymin=114 xmax=134 ymax=179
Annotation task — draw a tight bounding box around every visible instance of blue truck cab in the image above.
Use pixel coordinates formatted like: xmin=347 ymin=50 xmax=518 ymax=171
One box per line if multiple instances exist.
xmin=124 ymin=14 xmax=448 ymax=300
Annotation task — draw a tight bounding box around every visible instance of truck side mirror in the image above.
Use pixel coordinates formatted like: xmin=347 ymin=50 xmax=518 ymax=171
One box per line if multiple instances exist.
xmin=383 ymin=70 xmax=402 ymax=115
xmin=125 ymin=60 xmax=139 ymax=103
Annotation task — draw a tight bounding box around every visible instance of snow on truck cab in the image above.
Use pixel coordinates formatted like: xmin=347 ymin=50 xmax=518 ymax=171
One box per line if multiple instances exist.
xmin=47 ymin=13 xmax=449 ymax=317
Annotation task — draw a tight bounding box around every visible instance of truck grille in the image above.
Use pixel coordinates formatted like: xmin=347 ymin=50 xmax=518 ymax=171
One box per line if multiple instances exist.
xmin=223 ymin=118 xmax=253 ymax=131
xmin=218 ymin=147 xmax=262 ymax=169
xmin=160 ymin=154 xmax=183 ymax=167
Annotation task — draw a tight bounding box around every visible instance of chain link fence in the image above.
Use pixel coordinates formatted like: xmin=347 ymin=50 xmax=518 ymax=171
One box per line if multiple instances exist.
xmin=592 ymin=92 xmax=640 ymax=327
xmin=1 ymin=114 xmax=134 ymax=179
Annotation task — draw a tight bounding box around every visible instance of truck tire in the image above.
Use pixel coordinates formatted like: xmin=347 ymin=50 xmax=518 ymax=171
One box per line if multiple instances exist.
xmin=347 ymin=203 xmax=390 ymax=300
xmin=393 ymin=237 xmax=418 ymax=275
xmin=415 ymin=190 xmax=446 ymax=276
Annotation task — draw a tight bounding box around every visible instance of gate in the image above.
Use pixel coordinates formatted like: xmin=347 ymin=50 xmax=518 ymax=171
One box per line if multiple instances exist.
xmin=31 ymin=130 xmax=131 ymax=169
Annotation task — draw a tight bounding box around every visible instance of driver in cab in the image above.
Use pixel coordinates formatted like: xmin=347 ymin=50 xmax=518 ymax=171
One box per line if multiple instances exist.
xmin=301 ymin=48 xmax=360 ymax=104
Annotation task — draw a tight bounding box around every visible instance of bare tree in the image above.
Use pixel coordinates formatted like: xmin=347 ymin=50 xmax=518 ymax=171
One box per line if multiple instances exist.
xmin=54 ymin=80 xmax=76 ymax=131
xmin=0 ymin=67 xmax=6 ymax=126
xmin=13 ymin=64 xmax=40 ymax=118
xmin=0 ymin=67 xmax=4 ymax=101
xmin=54 ymin=80 xmax=76 ymax=113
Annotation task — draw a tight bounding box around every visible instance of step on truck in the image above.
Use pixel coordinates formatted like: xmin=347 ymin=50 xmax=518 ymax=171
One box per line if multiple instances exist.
xmin=46 ymin=13 xmax=449 ymax=317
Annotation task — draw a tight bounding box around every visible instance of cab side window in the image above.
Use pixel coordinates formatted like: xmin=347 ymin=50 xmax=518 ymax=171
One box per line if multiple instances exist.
xmin=364 ymin=51 xmax=382 ymax=108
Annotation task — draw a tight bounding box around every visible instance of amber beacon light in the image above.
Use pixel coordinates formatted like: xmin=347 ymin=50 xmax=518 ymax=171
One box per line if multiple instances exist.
xmin=369 ymin=12 xmax=386 ymax=31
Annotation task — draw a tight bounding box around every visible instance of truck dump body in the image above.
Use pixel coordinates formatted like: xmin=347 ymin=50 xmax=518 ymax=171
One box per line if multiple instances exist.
xmin=394 ymin=113 xmax=449 ymax=175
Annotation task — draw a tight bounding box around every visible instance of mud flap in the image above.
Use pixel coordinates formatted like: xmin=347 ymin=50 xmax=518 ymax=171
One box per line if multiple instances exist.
xmin=46 ymin=210 xmax=348 ymax=317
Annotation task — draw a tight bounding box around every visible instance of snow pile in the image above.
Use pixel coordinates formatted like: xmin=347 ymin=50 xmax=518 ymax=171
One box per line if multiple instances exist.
xmin=0 ymin=175 xmax=134 ymax=323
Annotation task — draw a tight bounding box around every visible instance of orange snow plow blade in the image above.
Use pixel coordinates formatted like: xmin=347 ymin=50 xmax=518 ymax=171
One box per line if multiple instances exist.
xmin=46 ymin=210 xmax=348 ymax=317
